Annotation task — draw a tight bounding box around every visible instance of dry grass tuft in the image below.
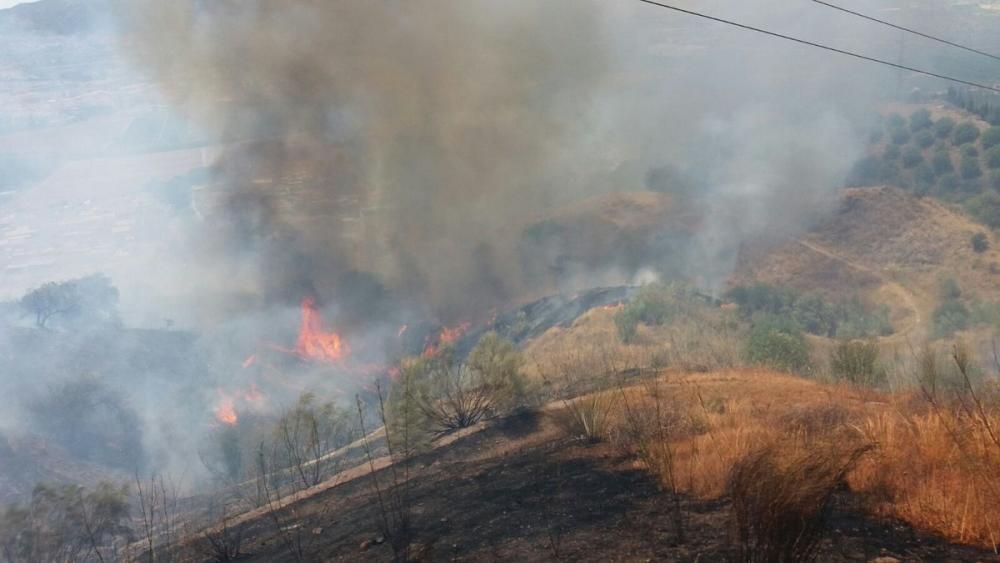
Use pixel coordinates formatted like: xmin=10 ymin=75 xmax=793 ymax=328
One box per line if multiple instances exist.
xmin=728 ymin=441 xmax=872 ymax=562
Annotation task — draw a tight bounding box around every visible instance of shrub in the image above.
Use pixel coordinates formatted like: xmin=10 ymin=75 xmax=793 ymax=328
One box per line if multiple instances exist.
xmin=745 ymin=318 xmax=811 ymax=372
xmin=939 ymin=277 xmax=962 ymax=300
xmin=972 ymin=232 xmax=990 ymax=253
xmin=914 ymin=129 xmax=935 ymax=148
xmin=909 ymin=108 xmax=933 ymax=131
xmin=934 ymin=116 xmax=956 ymax=138
xmin=830 ymin=340 xmax=885 ymax=387
xmin=962 ymin=144 xmax=980 ymax=158
xmin=890 ymin=127 xmax=911 ymax=145
xmin=614 ymin=283 xmax=690 ymax=342
xmin=966 ymin=191 xmax=1000 ymax=228
xmin=901 ymin=146 xmax=923 ymax=168
xmin=933 ymin=301 xmax=970 ymax=337
xmin=728 ymin=284 xmax=891 ymax=339
xmin=553 ymin=392 xmax=619 ymax=442
xmin=932 ymin=151 xmax=954 ymax=175
xmin=991 ymin=170 xmax=1000 ymax=190
xmin=728 ymin=443 xmax=871 ymax=563
xmin=954 ymin=121 xmax=981 ymax=145
xmin=393 ymin=334 xmax=527 ymax=436
xmin=982 ymin=126 xmax=1000 ymax=149
xmin=960 ymin=155 xmax=983 ymax=180
xmin=274 ymin=393 xmax=354 ymax=489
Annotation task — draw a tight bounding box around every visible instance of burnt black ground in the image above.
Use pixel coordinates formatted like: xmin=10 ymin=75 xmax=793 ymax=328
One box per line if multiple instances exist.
xmin=189 ymin=410 xmax=999 ymax=562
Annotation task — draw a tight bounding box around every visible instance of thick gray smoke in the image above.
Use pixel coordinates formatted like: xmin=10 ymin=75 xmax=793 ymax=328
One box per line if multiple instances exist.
xmin=115 ymin=0 xmax=611 ymax=321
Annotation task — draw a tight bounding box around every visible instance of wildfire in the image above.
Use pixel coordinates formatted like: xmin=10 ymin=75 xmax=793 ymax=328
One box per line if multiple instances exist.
xmin=242 ymin=354 xmax=258 ymax=369
xmin=423 ymin=322 xmax=470 ymax=357
xmin=214 ymin=391 xmax=238 ymax=426
xmin=279 ymin=297 xmax=349 ymax=363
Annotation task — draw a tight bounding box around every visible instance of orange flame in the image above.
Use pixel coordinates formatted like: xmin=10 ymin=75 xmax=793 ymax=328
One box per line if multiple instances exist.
xmin=287 ymin=297 xmax=348 ymax=363
xmin=214 ymin=390 xmax=238 ymax=426
xmin=423 ymin=322 xmax=470 ymax=357
xmin=242 ymin=383 xmax=266 ymax=408
xmin=242 ymin=354 xmax=257 ymax=369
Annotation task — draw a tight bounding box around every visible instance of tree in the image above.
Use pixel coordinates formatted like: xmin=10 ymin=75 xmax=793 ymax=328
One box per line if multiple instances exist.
xmin=982 ymin=126 xmax=1000 ymax=149
xmin=914 ymin=129 xmax=935 ymax=149
xmin=909 ymin=108 xmax=933 ymax=131
xmin=901 ymin=146 xmax=923 ymax=168
xmin=953 ymin=121 xmax=981 ymax=145
xmin=960 ymin=155 xmax=983 ymax=180
xmin=890 ymin=127 xmax=911 ymax=145
xmin=29 ymin=376 xmax=144 ymax=470
xmin=934 ymin=116 xmax=956 ymax=138
xmin=19 ymin=274 xmax=118 ymax=329
xmin=932 ymin=151 xmax=954 ymax=175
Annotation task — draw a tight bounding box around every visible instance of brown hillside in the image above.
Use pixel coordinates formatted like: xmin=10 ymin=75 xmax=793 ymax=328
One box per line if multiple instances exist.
xmin=733 ymin=186 xmax=1000 ymax=341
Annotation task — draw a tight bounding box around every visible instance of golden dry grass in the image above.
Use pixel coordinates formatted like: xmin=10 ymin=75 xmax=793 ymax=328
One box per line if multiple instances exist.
xmin=597 ymin=369 xmax=1000 ymax=551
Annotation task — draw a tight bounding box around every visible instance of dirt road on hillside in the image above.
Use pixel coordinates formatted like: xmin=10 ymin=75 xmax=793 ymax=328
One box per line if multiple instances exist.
xmin=797 ymin=239 xmax=924 ymax=343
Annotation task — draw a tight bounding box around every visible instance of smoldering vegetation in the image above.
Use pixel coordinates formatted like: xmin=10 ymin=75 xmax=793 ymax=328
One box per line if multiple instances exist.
xmin=4 ymin=0 xmax=991 ymax=558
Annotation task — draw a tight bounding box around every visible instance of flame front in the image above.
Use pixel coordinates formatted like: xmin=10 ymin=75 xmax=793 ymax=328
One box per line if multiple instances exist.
xmin=423 ymin=322 xmax=470 ymax=357
xmin=291 ymin=297 xmax=348 ymax=362
xmin=214 ymin=391 xmax=238 ymax=426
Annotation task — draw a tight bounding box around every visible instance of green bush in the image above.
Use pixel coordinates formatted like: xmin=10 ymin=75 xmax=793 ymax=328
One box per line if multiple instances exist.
xmin=883 ymin=144 xmax=900 ymax=160
xmin=982 ymin=126 xmax=1000 ymax=149
xmin=613 ymin=283 xmax=690 ymax=342
xmin=890 ymin=128 xmax=911 ymax=145
xmin=901 ymin=146 xmax=923 ymax=168
xmin=990 ymin=170 xmax=1000 ymax=190
xmin=960 ymin=155 xmax=983 ymax=179
xmin=934 ymin=116 xmax=956 ymax=138
xmin=933 ymin=300 xmax=970 ymax=337
xmin=745 ymin=318 xmax=811 ymax=372
xmin=909 ymin=108 xmax=933 ymax=131
xmin=953 ymin=121 xmax=981 ymax=145
xmin=932 ymin=151 xmax=954 ymax=175
xmin=727 ymin=283 xmax=891 ymax=339
xmin=830 ymin=340 xmax=886 ymax=387
xmin=914 ymin=130 xmax=935 ymax=149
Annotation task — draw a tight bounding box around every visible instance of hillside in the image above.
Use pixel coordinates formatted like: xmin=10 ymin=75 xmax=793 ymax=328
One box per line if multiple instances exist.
xmin=733 ymin=186 xmax=1000 ymax=344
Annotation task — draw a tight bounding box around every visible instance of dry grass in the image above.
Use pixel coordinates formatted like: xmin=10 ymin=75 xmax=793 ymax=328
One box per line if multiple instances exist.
xmin=601 ymin=368 xmax=1000 ymax=552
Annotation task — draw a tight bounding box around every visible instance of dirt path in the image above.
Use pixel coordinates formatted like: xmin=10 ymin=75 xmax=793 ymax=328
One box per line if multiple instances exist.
xmin=797 ymin=239 xmax=924 ymax=343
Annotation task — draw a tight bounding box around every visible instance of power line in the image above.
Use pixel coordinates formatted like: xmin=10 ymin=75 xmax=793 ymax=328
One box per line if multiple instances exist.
xmin=634 ymin=0 xmax=1000 ymax=94
xmin=811 ymin=0 xmax=1000 ymax=64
